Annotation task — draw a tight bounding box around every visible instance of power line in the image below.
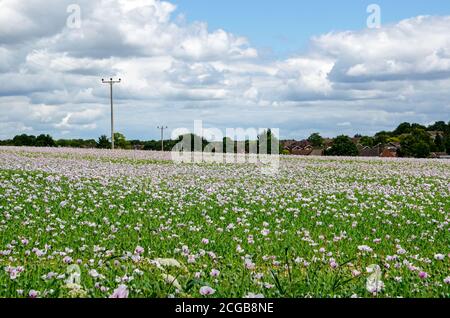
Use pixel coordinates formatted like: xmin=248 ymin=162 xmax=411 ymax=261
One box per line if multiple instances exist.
xmin=102 ymin=78 xmax=121 ymax=150
xmin=157 ymin=126 xmax=168 ymax=152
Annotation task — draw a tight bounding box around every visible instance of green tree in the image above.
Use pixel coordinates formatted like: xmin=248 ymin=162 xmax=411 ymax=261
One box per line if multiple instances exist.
xmin=0 ymin=139 xmax=13 ymax=146
xmin=399 ymin=128 xmax=432 ymax=158
xmin=56 ymin=139 xmax=69 ymax=147
xmin=307 ymin=133 xmax=324 ymax=148
xmin=129 ymin=140 xmax=145 ymax=150
xmin=325 ymin=135 xmax=359 ymax=157
xmin=57 ymin=139 xmax=97 ymax=148
xmin=143 ymin=140 xmax=159 ymax=151
xmin=387 ymin=136 xmax=401 ymax=143
xmin=411 ymin=141 xmax=431 ymax=158
xmin=97 ymin=135 xmax=111 ymax=149
xmin=393 ymin=122 xmax=412 ymax=136
xmin=360 ymin=136 xmax=375 ymax=147
xmin=445 ymin=120 xmax=450 ymax=154
xmin=427 ymin=121 xmax=447 ymax=132
xmin=445 ymin=136 xmax=450 ymax=155
xmin=84 ymin=139 xmax=98 ymax=148
xmin=434 ymin=134 xmax=445 ymax=152
xmin=411 ymin=123 xmax=427 ymax=131
xmin=35 ymin=134 xmax=56 ymax=147
xmin=113 ymin=132 xmax=131 ymax=149
xmin=374 ymin=131 xmax=391 ymax=145
xmin=13 ymin=134 xmax=36 ymax=146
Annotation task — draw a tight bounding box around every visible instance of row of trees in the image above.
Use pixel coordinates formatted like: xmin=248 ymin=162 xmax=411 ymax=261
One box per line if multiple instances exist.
xmin=303 ymin=121 xmax=450 ymax=158
xmin=0 ymin=129 xmax=280 ymax=154
xmin=364 ymin=121 xmax=449 ymax=158
xmin=0 ymin=121 xmax=448 ymax=158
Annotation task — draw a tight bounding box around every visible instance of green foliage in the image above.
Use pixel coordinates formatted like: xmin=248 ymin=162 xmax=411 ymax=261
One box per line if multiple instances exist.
xmin=113 ymin=132 xmax=131 ymax=149
xmin=359 ymin=136 xmax=374 ymax=147
xmin=373 ymin=131 xmax=392 ymax=145
xmin=12 ymin=134 xmax=37 ymax=146
xmin=434 ymin=134 xmax=445 ymax=152
xmin=35 ymin=134 xmax=56 ymax=147
xmin=393 ymin=122 xmax=412 ymax=136
xmin=0 ymin=139 xmax=13 ymax=146
xmin=57 ymin=139 xmax=97 ymax=148
xmin=10 ymin=134 xmax=55 ymax=147
xmin=0 ymin=150 xmax=448 ymax=298
xmin=2 ymin=120 xmax=449 ymax=157
xmin=96 ymin=135 xmax=111 ymax=149
xmin=325 ymin=135 xmax=359 ymax=157
xmin=143 ymin=140 xmax=161 ymax=151
xmin=445 ymin=136 xmax=450 ymax=155
xmin=387 ymin=136 xmax=401 ymax=143
xmin=427 ymin=121 xmax=447 ymax=132
xmin=308 ymin=133 xmax=324 ymax=148
xmin=411 ymin=123 xmax=427 ymax=131
xmin=412 ymin=141 xmax=431 ymax=158
xmin=393 ymin=123 xmax=427 ymax=137
xmin=399 ymin=129 xmax=432 ymax=158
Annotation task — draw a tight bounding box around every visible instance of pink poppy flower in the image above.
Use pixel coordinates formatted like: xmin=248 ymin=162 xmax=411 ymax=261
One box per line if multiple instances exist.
xmin=418 ymin=271 xmax=428 ymax=280
xmin=200 ymin=286 xmax=215 ymax=296
xmin=110 ymin=285 xmax=129 ymax=298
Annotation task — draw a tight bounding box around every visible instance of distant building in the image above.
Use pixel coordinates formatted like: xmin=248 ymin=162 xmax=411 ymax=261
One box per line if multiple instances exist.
xmin=282 ymin=140 xmax=309 ymax=155
xmin=291 ymin=145 xmax=313 ymax=156
xmin=133 ymin=144 xmax=145 ymax=150
xmin=358 ymin=144 xmax=382 ymax=157
xmin=281 ymin=140 xmax=325 ymax=156
xmin=310 ymin=149 xmax=324 ymax=156
xmin=380 ymin=143 xmax=401 ymax=158
xmin=281 ymin=137 xmax=408 ymax=158
xmin=431 ymin=152 xmax=449 ymax=159
xmin=380 ymin=149 xmax=396 ymax=158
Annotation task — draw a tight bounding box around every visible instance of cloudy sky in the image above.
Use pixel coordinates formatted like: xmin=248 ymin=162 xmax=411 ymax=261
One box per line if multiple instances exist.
xmin=1 ymin=0 xmax=450 ymax=140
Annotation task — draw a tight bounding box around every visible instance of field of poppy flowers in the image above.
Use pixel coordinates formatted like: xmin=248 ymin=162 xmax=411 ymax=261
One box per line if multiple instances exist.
xmin=0 ymin=146 xmax=448 ymax=298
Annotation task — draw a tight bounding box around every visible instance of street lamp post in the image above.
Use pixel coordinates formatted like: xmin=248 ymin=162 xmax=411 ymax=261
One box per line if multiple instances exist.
xmin=102 ymin=78 xmax=121 ymax=150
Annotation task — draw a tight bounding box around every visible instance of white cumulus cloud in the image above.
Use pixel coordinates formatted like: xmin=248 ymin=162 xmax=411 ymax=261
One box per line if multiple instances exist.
xmin=0 ymin=1 xmax=449 ymax=140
